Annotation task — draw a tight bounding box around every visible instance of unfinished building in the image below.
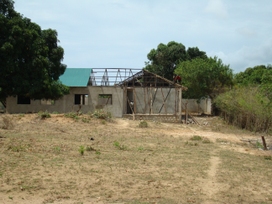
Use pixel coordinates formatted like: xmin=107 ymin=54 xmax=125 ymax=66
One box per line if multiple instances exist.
xmin=6 ymin=68 xmax=187 ymax=122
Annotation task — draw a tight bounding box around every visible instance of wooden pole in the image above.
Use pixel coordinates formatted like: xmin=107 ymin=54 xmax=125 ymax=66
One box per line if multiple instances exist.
xmin=150 ymin=86 xmax=153 ymax=114
xmin=185 ymin=101 xmax=188 ymax=124
xmin=261 ymin=136 xmax=268 ymax=150
xmin=178 ymin=88 xmax=182 ymax=123
xmin=161 ymin=88 xmax=167 ymax=114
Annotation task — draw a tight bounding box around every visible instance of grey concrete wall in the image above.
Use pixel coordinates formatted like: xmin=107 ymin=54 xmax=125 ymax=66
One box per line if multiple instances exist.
xmin=87 ymin=86 xmax=124 ymax=118
xmin=6 ymin=86 xmax=124 ymax=117
xmin=182 ymin=98 xmax=212 ymax=114
xmin=132 ymin=87 xmax=178 ymax=114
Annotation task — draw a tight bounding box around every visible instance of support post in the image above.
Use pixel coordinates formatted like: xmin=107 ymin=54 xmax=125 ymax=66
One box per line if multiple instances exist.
xmin=178 ymin=88 xmax=182 ymax=123
xmin=261 ymin=136 xmax=268 ymax=150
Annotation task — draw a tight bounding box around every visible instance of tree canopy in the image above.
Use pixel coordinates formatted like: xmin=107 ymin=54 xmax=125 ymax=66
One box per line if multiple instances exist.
xmin=175 ymin=57 xmax=233 ymax=99
xmin=234 ymin=65 xmax=272 ymax=86
xmin=0 ymin=0 xmax=68 ymax=104
xmin=144 ymin=41 xmax=207 ymax=80
xmin=234 ymin=64 xmax=272 ymax=100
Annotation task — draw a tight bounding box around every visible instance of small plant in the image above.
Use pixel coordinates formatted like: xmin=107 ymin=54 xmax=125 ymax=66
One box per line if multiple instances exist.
xmin=95 ymin=150 xmax=101 ymax=155
xmin=1 ymin=115 xmax=14 ymax=129
xmin=38 ymin=111 xmax=51 ymax=119
xmin=78 ymin=145 xmax=85 ymax=155
xmin=114 ymin=141 xmax=127 ymax=150
xmin=81 ymin=117 xmax=90 ymax=123
xmin=8 ymin=144 xmax=26 ymax=152
xmin=92 ymin=109 xmax=112 ymax=120
xmin=190 ymin=135 xmax=202 ymax=141
xmin=64 ymin=112 xmax=79 ymax=120
xmin=138 ymin=146 xmax=144 ymax=151
xmin=101 ymin=119 xmax=107 ymax=124
xmin=256 ymin=141 xmax=263 ymax=149
xmin=202 ymin=138 xmax=212 ymax=144
xmin=139 ymin=120 xmax=148 ymax=128
xmin=54 ymin=146 xmax=61 ymax=154
xmin=86 ymin=146 xmax=96 ymax=151
xmin=264 ymin=156 xmax=272 ymax=160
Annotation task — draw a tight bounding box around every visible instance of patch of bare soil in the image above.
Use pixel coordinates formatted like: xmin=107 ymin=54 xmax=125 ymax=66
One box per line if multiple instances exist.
xmin=0 ymin=114 xmax=271 ymax=204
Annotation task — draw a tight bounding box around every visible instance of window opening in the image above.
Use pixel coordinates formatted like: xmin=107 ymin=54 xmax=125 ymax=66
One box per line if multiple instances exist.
xmin=98 ymin=94 xmax=112 ymax=105
xmin=17 ymin=96 xmax=30 ymax=104
xmin=74 ymin=94 xmax=88 ymax=105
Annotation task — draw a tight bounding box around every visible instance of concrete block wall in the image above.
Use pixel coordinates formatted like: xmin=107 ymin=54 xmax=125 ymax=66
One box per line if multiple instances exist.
xmin=6 ymin=87 xmax=124 ymax=117
xmin=182 ymin=98 xmax=212 ymax=115
xmin=133 ymin=87 xmax=178 ymax=114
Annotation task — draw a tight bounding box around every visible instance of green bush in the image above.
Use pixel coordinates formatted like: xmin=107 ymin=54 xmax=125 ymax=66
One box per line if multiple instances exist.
xmin=78 ymin=145 xmax=85 ymax=155
xmin=64 ymin=112 xmax=79 ymax=120
xmin=38 ymin=111 xmax=51 ymax=119
xmin=92 ymin=109 xmax=111 ymax=120
xmin=139 ymin=120 xmax=148 ymax=128
xmin=215 ymin=86 xmax=272 ymax=132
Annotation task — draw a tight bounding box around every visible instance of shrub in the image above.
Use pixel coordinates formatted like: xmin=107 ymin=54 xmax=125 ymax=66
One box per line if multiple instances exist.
xmin=190 ymin=135 xmax=202 ymax=141
xmin=38 ymin=111 xmax=51 ymax=119
xmin=92 ymin=109 xmax=112 ymax=120
xmin=113 ymin=141 xmax=127 ymax=150
xmin=1 ymin=115 xmax=14 ymax=129
xmin=64 ymin=112 xmax=79 ymax=120
xmin=215 ymin=86 xmax=272 ymax=133
xmin=139 ymin=120 xmax=148 ymax=128
xmin=78 ymin=145 xmax=85 ymax=155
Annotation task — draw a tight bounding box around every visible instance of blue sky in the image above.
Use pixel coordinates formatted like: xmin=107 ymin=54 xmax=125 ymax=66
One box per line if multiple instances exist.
xmin=14 ymin=0 xmax=272 ymax=73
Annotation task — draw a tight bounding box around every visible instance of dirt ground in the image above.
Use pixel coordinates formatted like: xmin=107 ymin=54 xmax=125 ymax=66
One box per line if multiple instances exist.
xmin=0 ymin=113 xmax=272 ymax=204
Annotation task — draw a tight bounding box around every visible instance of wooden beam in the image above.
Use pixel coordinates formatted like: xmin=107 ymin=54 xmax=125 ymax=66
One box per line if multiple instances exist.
xmin=159 ymin=87 xmax=172 ymax=113
xmin=178 ymin=88 xmax=182 ymax=123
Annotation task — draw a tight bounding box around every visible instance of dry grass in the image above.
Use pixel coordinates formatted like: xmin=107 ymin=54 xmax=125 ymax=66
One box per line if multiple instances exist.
xmin=0 ymin=114 xmax=271 ymax=204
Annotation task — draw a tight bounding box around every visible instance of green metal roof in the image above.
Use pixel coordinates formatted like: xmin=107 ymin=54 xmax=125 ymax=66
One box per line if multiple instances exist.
xmin=59 ymin=68 xmax=92 ymax=87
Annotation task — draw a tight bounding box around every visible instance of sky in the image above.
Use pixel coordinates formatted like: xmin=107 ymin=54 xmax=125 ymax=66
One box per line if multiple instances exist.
xmin=14 ymin=0 xmax=272 ymax=73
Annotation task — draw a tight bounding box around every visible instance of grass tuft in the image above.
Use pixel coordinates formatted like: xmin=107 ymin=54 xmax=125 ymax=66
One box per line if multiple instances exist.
xmin=139 ymin=120 xmax=148 ymax=128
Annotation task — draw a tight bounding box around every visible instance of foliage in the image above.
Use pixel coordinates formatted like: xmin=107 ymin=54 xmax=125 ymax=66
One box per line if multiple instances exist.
xmin=138 ymin=120 xmax=148 ymax=128
xmin=64 ymin=112 xmax=79 ymax=120
xmin=0 ymin=115 xmax=14 ymax=129
xmin=175 ymin=57 xmax=233 ymax=99
xmin=38 ymin=111 xmax=51 ymax=119
xmin=92 ymin=109 xmax=112 ymax=120
xmin=214 ymin=86 xmax=272 ymax=133
xmin=0 ymin=0 xmax=69 ymax=102
xmin=190 ymin=135 xmax=202 ymax=141
xmin=234 ymin=64 xmax=272 ymax=100
xmin=113 ymin=141 xmax=127 ymax=150
xmin=144 ymin=41 xmax=207 ymax=80
xmin=234 ymin=65 xmax=272 ymax=85
xmin=78 ymin=145 xmax=85 ymax=156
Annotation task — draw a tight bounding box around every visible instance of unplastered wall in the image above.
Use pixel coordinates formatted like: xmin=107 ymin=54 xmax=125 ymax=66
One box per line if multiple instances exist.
xmin=6 ymin=86 xmax=124 ymax=116
xmin=88 ymin=86 xmax=124 ymax=117
xmin=6 ymin=87 xmax=91 ymax=114
xmin=133 ymin=87 xmax=178 ymax=114
xmin=182 ymin=98 xmax=212 ymax=114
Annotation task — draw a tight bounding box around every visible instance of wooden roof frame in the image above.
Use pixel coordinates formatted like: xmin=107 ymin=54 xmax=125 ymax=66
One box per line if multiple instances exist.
xmin=119 ymin=69 xmax=187 ymax=90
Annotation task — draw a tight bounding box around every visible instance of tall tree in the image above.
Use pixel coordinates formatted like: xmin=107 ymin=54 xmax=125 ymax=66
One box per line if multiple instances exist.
xmin=144 ymin=41 xmax=207 ymax=80
xmin=0 ymin=0 xmax=68 ymax=105
xmin=234 ymin=64 xmax=272 ymax=100
xmin=187 ymin=47 xmax=207 ymax=60
xmin=234 ymin=65 xmax=272 ymax=85
xmin=175 ymin=57 xmax=233 ymax=99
